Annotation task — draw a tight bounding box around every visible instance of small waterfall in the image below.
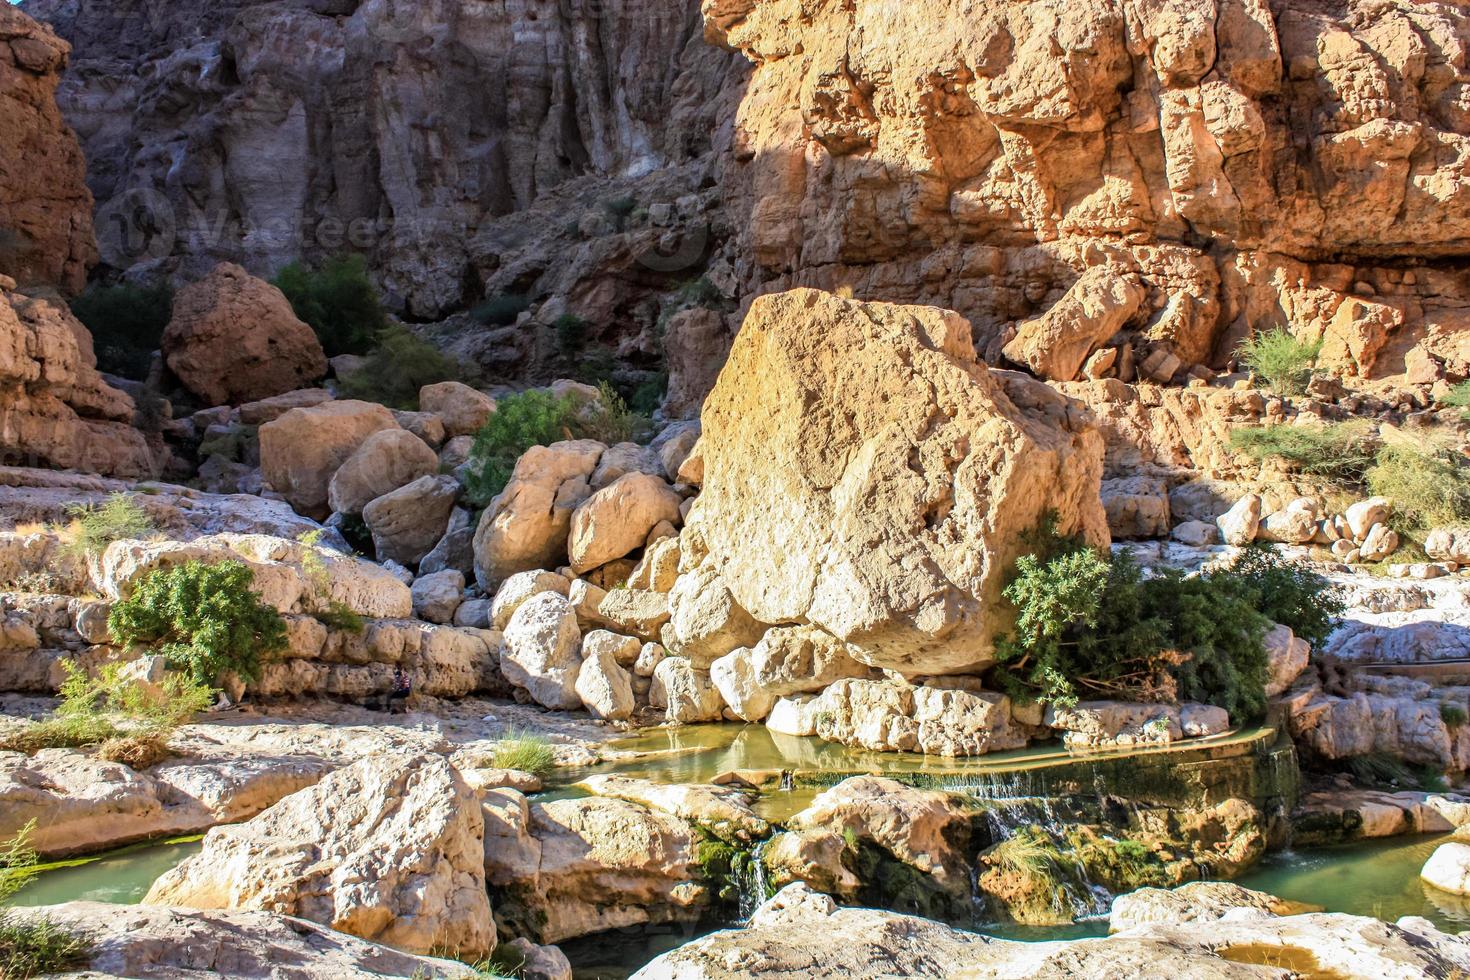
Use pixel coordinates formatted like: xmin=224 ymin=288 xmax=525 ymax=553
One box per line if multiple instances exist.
xmin=736 ymin=839 xmax=774 ymax=921
xmin=779 ymin=770 xmax=794 ymax=792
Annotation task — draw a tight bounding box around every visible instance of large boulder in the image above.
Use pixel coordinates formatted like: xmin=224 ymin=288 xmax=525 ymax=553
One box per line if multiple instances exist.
xmin=362 ymin=474 xmax=461 ymax=565
xmin=473 ymin=440 xmax=604 ymax=591
xmin=162 ymin=263 xmax=327 ymax=406
xmin=1001 ymin=266 xmax=1147 ymax=382
xmin=328 ymin=429 xmax=438 ymax=516
xmin=1422 ymin=842 xmax=1470 ymax=896
xmin=575 ymin=639 xmax=636 ymax=721
xmin=693 ymin=289 xmax=1107 ymax=676
xmin=420 ymin=381 xmax=496 ymax=438
xmin=568 ymin=472 xmax=682 ymax=574
xmin=259 ymin=400 xmax=400 ymax=519
xmin=144 ymin=754 xmax=493 ymax=958
xmin=501 ymin=591 xmax=584 ymax=710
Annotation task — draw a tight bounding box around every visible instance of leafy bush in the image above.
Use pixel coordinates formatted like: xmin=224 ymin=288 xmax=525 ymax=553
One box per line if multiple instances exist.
xmin=490 ymin=730 xmax=556 ymax=778
xmin=462 ymin=389 xmax=579 ymax=505
xmin=992 ymin=521 xmax=1309 ymax=719
xmin=1228 ymin=422 xmax=1379 ymax=483
xmin=1441 ymin=702 xmax=1468 ymax=729
xmin=108 ymin=560 xmax=288 ymax=686
xmin=1367 ymin=444 xmax=1470 ymax=531
xmin=1211 ymin=546 xmax=1344 ymax=651
xmin=630 ymin=372 xmax=668 ymax=416
xmin=676 ymin=276 xmax=723 ymax=308
xmin=579 ymin=381 xmax=649 ymax=444
xmin=338 ymin=324 xmax=467 ymax=410
xmin=0 ymin=822 xmax=92 ymax=979
xmin=1442 ymin=381 xmax=1470 ymax=417
xmin=1236 ymin=329 xmax=1323 ymax=397
xmin=471 ymin=293 xmax=530 ymax=327
xmin=0 ymin=659 xmax=213 ymax=757
xmin=69 ymin=281 xmax=173 ymax=379
xmin=272 ymin=254 xmax=387 ymax=357
xmin=555 ymin=313 xmax=588 ymax=354
xmin=62 ymin=493 xmax=154 ymax=558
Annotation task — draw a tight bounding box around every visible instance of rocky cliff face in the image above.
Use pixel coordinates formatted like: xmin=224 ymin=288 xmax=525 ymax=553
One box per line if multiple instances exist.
xmin=708 ymin=0 xmax=1470 ymax=383
xmin=0 ymin=5 xmax=96 ymax=295
xmin=27 ymin=0 xmax=740 ymax=317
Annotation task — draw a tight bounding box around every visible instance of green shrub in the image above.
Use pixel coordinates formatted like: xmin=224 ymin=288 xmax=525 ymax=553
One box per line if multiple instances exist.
xmin=1442 ymin=381 xmax=1470 ymax=417
xmin=570 ymin=345 xmax=619 ymax=386
xmin=338 ymin=324 xmax=466 ymax=410
xmin=1367 ymin=444 xmax=1470 ymax=531
xmin=579 ymin=381 xmax=650 ymax=444
xmin=69 ymin=281 xmax=173 ymax=379
xmin=0 ymin=713 xmax=120 ymax=754
xmin=1211 ymin=546 xmax=1344 ymax=651
xmin=0 ymin=914 xmax=91 ymax=980
xmin=1228 ymin=422 xmax=1379 ymax=483
xmin=676 ymin=276 xmax=723 ymax=308
xmin=993 ymin=520 xmax=1285 ymax=719
xmin=1442 ymin=703 xmax=1468 ymax=729
xmin=462 ymin=390 xmax=579 ymax=505
xmin=62 ymin=493 xmax=154 ymax=558
xmin=602 ymin=196 xmax=638 ymax=229
xmin=555 ymin=313 xmax=588 ymax=354
xmin=272 ymin=254 xmax=387 ymax=357
xmin=108 ymin=560 xmax=288 ymax=686
xmin=1236 ymin=329 xmax=1323 ymax=397
xmin=490 ymin=730 xmax=556 ymax=779
xmin=630 ymin=372 xmax=668 ymax=416
xmin=471 ymin=293 xmax=530 ymax=327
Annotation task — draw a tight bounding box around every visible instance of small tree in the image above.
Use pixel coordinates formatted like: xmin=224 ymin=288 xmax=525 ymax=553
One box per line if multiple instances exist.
xmin=1237 ymin=329 xmax=1323 ymax=397
xmin=338 ymin=324 xmax=467 ymax=410
xmin=108 ymin=560 xmax=287 ymax=686
xmin=272 ymin=254 xmax=387 ymax=357
xmin=63 ymin=493 xmax=155 ymax=558
xmin=462 ymin=390 xmax=579 ymax=505
xmin=70 ymin=281 xmax=174 ymax=379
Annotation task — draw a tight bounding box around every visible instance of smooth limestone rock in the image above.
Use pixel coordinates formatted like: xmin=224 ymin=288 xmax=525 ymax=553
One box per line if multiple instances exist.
xmin=327 ymin=428 xmax=438 ymax=516
xmin=411 ymin=568 xmax=465 ymax=625
xmin=1002 ymin=266 xmax=1148 ymax=382
xmin=259 ymin=400 xmax=400 ymax=519
xmin=579 ymin=775 xmax=769 ymax=844
xmin=632 ymin=883 xmax=1470 ymax=980
xmin=1264 ymin=623 xmax=1311 ymax=697
xmin=809 ymin=678 xmax=1027 ymax=756
xmin=652 ymin=656 xmax=724 ymax=723
xmin=491 ymin=569 xmax=572 ymax=630
xmin=1423 ymin=842 xmax=1470 ymax=896
xmin=1216 ymin=493 xmax=1262 ymax=546
xmin=664 ymin=562 xmax=765 ymax=666
xmin=362 ymin=474 xmax=461 ymax=565
xmin=568 ymin=472 xmax=683 ymax=574
xmin=5 ymin=902 xmax=482 ymax=979
xmin=1109 ymin=881 xmax=1308 ymax=932
xmin=575 ymin=640 xmax=636 ymax=721
xmin=710 ymin=646 xmax=776 ymax=722
xmin=693 ymin=289 xmax=1107 ymax=676
xmin=419 ymin=380 xmax=496 ymax=438
xmin=162 ymin=263 xmax=327 ymax=406
xmin=473 ymin=440 xmax=604 ymax=591
xmin=501 ymin=591 xmax=584 ymax=710
xmin=145 ymin=754 xmax=493 ymax=958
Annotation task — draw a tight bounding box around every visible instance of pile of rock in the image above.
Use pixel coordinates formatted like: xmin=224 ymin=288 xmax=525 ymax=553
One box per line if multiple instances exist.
xmin=1215 ymin=493 xmax=1401 ymax=563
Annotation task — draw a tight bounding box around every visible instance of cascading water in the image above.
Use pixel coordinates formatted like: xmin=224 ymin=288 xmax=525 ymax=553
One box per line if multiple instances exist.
xmin=735 ymin=838 xmax=774 ymax=921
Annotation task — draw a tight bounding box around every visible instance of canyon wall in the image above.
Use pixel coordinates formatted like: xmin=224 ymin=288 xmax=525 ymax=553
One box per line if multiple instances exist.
xmin=26 ymin=0 xmax=741 ymax=317
xmin=707 ymin=0 xmax=1470 ymax=383
xmin=24 ymin=0 xmax=1470 ymax=388
xmin=0 ymin=5 xmax=96 ymax=294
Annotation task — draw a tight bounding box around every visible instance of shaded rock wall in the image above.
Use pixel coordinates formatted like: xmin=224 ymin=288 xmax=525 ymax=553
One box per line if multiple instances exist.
xmin=0 ymin=6 xmax=96 ymax=294
xmin=27 ymin=0 xmax=740 ymax=317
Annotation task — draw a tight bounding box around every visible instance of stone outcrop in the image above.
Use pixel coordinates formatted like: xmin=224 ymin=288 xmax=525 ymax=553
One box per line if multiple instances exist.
xmin=709 ymin=0 xmax=1470 ymax=386
xmin=161 ymin=263 xmax=327 ymax=407
xmin=473 ymin=440 xmax=603 ymax=592
xmin=631 ymin=882 xmax=1470 ymax=980
xmin=327 ymin=428 xmax=438 ymax=516
xmin=259 ymin=400 xmax=399 ymax=519
xmin=691 ymin=289 xmax=1107 ymax=676
xmin=0 ymin=284 xmax=153 ymax=476
xmin=0 ymin=5 xmax=95 ymax=294
xmin=5 ymin=902 xmax=483 ymax=980
xmin=145 ymin=753 xmax=494 ymax=959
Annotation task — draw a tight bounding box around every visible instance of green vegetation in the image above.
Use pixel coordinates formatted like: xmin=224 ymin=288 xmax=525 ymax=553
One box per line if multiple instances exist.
xmin=471 ymin=293 xmax=530 ymax=327
xmin=108 ymin=559 xmax=288 ymax=686
xmin=69 ymin=281 xmax=174 ymax=379
xmin=630 ymin=371 xmax=669 ymax=416
xmin=490 ymin=729 xmax=556 ymax=779
xmin=1227 ymin=422 xmax=1379 ymax=483
xmin=296 ymin=530 xmax=364 ymax=633
xmin=0 ymin=659 xmax=212 ymax=760
xmin=0 ymin=823 xmax=91 ymax=978
xmin=462 ymin=384 xmax=650 ymax=505
xmin=338 ymin=324 xmax=469 ymax=410
xmin=993 ymin=522 xmax=1340 ymax=719
xmin=1441 ymin=380 xmax=1470 ymax=417
xmin=1236 ymin=328 xmax=1323 ymax=397
xmin=602 ymin=195 xmax=638 ymax=229
xmin=1442 ymin=703 xmax=1468 ymax=729
xmin=272 ymin=254 xmax=387 ymax=357
xmin=62 ymin=493 xmax=154 ymax=559
xmin=1366 ymin=443 xmax=1470 ymax=532
xmin=1231 ymin=420 xmax=1470 ymax=536
xmin=676 ymin=276 xmax=723 ymax=308
xmin=555 ymin=313 xmax=589 ymax=354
